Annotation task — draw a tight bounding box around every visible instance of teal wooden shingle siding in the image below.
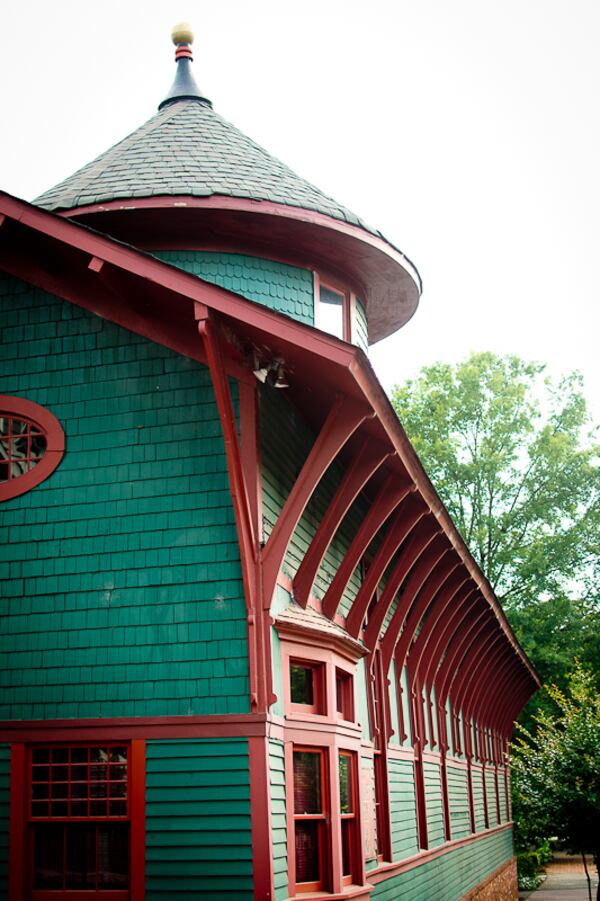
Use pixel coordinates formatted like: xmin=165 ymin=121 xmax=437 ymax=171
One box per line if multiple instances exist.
xmin=423 ymin=759 xmax=445 ymax=848
xmin=371 ymin=826 xmax=514 ymax=901
xmin=447 ymin=763 xmax=471 ymax=839
xmin=145 ymin=738 xmax=253 ymax=899
xmin=0 ymin=277 xmax=248 ymax=719
xmin=154 ymin=251 xmax=315 ymax=326
xmin=389 ymin=756 xmax=419 ymax=860
xmin=0 ymin=745 xmax=9 ymax=899
xmin=269 ymin=739 xmax=288 ymax=901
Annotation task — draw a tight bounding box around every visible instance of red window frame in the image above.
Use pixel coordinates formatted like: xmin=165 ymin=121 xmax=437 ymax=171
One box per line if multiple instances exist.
xmin=338 ymin=751 xmax=359 ymax=886
xmin=335 ymin=668 xmax=354 ymax=722
xmin=314 ymin=274 xmax=354 ymax=343
xmin=9 ymin=742 xmax=145 ymax=901
xmin=0 ymin=396 xmax=65 ymax=502
xmin=289 ymin=659 xmax=326 ymax=716
xmin=292 ymin=747 xmax=329 ymax=893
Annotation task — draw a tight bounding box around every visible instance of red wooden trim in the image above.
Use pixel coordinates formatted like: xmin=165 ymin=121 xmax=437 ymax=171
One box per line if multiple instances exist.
xmin=130 ymin=739 xmax=146 ymax=901
xmin=53 ymin=194 xmax=422 ymax=291
xmin=0 ymin=713 xmax=273 ymax=742
xmin=436 ymin=609 xmax=494 ymax=706
xmin=249 ymin=736 xmax=276 ymax=901
xmin=408 ymin=581 xmax=472 ymax=696
xmin=88 ymin=255 xmax=104 ymax=272
xmin=262 ymin=395 xmax=370 ymax=609
xmin=0 ymin=396 xmax=65 ymax=502
xmin=8 ymin=743 xmax=25 ymax=901
xmin=366 ymin=822 xmax=513 ymax=884
xmin=293 ymin=436 xmax=390 ymax=607
xmin=322 ymin=475 xmax=414 ymax=621
xmin=239 ymin=379 xmax=263 ymax=545
xmin=346 ymin=499 xmax=428 ymax=638
xmin=379 ymin=537 xmax=449 ymax=672
xmin=197 ymin=311 xmax=265 ymax=713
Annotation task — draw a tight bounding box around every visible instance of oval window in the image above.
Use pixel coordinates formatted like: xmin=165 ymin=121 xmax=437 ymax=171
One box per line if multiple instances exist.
xmin=0 ymin=397 xmax=65 ymax=501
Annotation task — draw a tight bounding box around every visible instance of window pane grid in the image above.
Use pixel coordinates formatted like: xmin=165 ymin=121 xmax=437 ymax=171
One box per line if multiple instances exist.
xmin=30 ymin=746 xmax=128 ymax=820
xmin=0 ymin=414 xmax=46 ymax=482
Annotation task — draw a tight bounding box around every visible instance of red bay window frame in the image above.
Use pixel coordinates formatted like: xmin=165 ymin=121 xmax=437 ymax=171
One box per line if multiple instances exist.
xmin=338 ymin=750 xmax=359 ymax=887
xmin=289 ymin=659 xmax=326 ymax=716
xmin=292 ymin=746 xmax=330 ymax=894
xmin=9 ymin=740 xmax=145 ymax=901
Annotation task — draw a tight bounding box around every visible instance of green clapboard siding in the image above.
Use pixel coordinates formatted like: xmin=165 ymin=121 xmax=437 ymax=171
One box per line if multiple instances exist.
xmin=447 ymin=763 xmax=471 ymax=839
xmin=146 ymin=738 xmax=252 ymax=899
xmin=0 ymin=277 xmax=248 ymax=719
xmin=371 ymin=826 xmax=514 ymax=901
xmin=471 ymin=766 xmax=487 ymax=832
xmin=424 ymin=760 xmax=445 ymax=848
xmin=269 ymin=739 xmax=288 ymax=901
xmin=154 ymin=251 xmax=315 ymax=326
xmin=389 ymin=757 xmax=419 ymax=860
xmin=259 ymin=387 xmax=365 ymax=612
xmin=499 ymin=770 xmax=508 ymax=822
xmin=486 ymin=769 xmax=499 ymax=827
xmin=0 ymin=745 xmax=9 ymax=897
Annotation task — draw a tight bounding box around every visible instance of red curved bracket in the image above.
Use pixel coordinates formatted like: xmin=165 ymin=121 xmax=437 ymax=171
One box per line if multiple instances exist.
xmin=292 ymin=436 xmax=390 ymax=607
xmin=0 ymin=396 xmax=65 ymax=502
xmin=345 ymin=496 xmax=428 ymax=637
xmin=408 ymin=579 xmax=472 ymax=691
xmin=321 ymin=474 xmax=414 ymax=620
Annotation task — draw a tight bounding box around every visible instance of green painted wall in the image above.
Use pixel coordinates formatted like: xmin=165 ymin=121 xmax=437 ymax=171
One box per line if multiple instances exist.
xmin=447 ymin=763 xmax=471 ymax=839
xmin=389 ymin=756 xmax=419 ymax=860
xmin=424 ymin=759 xmax=445 ymax=848
xmin=371 ymin=826 xmax=514 ymax=901
xmin=486 ymin=769 xmax=498 ymax=828
xmin=499 ymin=770 xmax=508 ymax=822
xmin=153 ymin=251 xmax=315 ymax=326
xmin=0 ymin=745 xmax=9 ymax=898
xmin=145 ymin=738 xmax=252 ymax=899
xmin=269 ymin=739 xmax=288 ymax=901
xmin=471 ymin=767 xmax=487 ymax=832
xmin=0 ymin=277 xmax=248 ymax=719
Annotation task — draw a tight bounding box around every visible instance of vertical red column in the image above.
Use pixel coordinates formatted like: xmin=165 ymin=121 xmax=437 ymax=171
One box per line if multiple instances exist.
xmin=249 ymin=736 xmax=275 ymax=901
xmin=8 ymin=743 xmax=25 ymax=901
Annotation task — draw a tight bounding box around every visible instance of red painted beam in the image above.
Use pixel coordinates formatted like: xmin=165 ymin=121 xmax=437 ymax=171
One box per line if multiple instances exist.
xmin=321 ymin=477 xmax=415 ymax=621
xmin=261 ymin=394 xmax=370 ymax=609
xmin=361 ymin=521 xmax=441 ymax=649
xmin=292 ymin=436 xmax=390 ymax=607
xmin=345 ymin=501 xmax=429 ymax=638
xmin=408 ymin=580 xmax=472 ymax=693
xmin=380 ymin=537 xmax=449 ymax=673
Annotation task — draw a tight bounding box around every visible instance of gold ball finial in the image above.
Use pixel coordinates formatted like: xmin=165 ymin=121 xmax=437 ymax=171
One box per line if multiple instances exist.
xmin=171 ymin=22 xmax=194 ymax=45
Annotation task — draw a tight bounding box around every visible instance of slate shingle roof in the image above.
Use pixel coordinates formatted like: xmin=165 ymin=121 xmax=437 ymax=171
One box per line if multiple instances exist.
xmin=34 ymin=98 xmax=377 ymax=235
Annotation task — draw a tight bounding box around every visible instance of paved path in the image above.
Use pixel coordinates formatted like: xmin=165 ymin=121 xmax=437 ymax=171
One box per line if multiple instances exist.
xmin=521 ymin=855 xmax=598 ymax=900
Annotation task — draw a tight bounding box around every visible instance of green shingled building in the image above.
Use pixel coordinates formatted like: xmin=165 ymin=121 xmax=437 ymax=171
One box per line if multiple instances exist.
xmin=0 ymin=24 xmax=538 ymax=901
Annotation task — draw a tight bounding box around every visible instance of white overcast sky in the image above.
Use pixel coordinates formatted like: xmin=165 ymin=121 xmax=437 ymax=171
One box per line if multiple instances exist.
xmin=1 ymin=1 xmax=598 ymax=417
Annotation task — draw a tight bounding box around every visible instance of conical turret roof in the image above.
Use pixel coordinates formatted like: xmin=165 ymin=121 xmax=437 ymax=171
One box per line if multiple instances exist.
xmin=35 ymin=98 xmax=373 ymax=232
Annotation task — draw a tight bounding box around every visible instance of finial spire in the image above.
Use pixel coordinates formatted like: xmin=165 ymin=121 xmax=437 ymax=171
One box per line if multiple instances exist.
xmin=159 ymin=23 xmax=211 ymax=110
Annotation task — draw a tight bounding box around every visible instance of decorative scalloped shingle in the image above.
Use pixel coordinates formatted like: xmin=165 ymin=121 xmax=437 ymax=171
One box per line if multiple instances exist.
xmin=35 ymin=98 xmax=377 ymax=235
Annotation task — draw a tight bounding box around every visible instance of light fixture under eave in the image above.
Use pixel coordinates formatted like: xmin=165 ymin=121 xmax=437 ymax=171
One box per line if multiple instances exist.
xmin=273 ymin=364 xmax=289 ymax=388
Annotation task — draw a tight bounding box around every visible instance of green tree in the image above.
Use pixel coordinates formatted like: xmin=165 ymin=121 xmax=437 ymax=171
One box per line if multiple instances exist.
xmin=391 ymin=352 xmax=599 ymax=691
xmin=511 ymin=664 xmax=600 ymax=900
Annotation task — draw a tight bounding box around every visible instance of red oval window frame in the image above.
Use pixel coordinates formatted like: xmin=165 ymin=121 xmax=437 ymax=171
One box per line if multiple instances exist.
xmin=0 ymin=396 xmax=65 ymax=502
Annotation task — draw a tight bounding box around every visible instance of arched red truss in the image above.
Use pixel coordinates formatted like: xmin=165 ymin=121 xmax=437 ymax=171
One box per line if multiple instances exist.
xmin=0 ymin=396 xmax=65 ymax=502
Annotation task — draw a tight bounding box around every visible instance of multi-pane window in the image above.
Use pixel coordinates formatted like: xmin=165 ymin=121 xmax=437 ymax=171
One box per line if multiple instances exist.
xmin=290 ymin=661 xmax=325 ymax=715
xmin=335 ymin=668 xmax=354 ymax=722
xmin=338 ymin=752 xmax=358 ymax=885
xmin=29 ymin=745 xmax=130 ymax=897
xmin=293 ymin=748 xmax=328 ymax=892
xmin=0 ymin=414 xmax=46 ymax=482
